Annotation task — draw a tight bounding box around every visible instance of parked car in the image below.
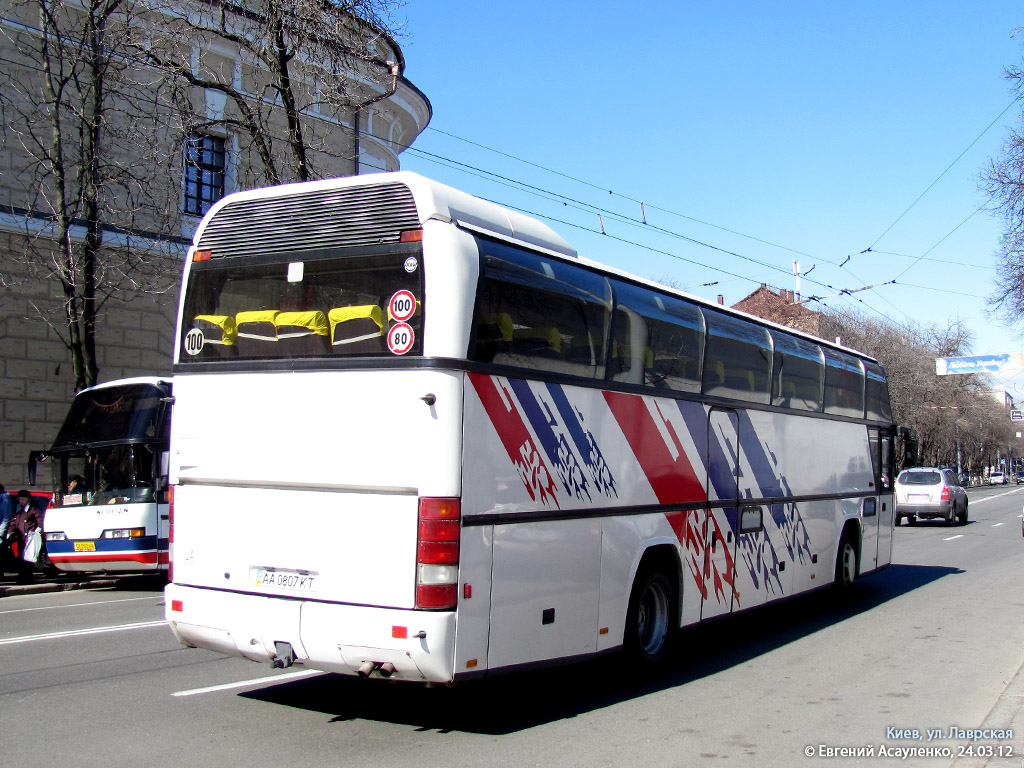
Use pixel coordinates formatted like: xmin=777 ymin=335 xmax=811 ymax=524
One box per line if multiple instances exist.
xmin=895 ymin=467 xmax=968 ymax=526
xmin=990 ymin=471 xmax=1007 ymax=485
xmin=1016 ymin=471 xmax=1024 ymax=485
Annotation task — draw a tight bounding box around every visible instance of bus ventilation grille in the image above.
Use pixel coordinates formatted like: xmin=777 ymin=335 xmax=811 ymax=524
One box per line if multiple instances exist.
xmin=196 ymin=183 xmax=420 ymax=258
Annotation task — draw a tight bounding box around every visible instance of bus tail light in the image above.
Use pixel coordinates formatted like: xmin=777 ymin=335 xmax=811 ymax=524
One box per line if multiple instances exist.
xmin=168 ymin=485 xmax=175 ymax=582
xmin=415 ymin=497 xmax=460 ymax=610
xmin=399 ymin=228 xmax=424 ymax=243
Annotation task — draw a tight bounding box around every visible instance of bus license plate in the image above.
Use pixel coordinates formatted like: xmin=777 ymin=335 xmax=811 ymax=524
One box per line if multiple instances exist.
xmin=74 ymin=542 xmax=96 ymax=552
xmin=251 ymin=567 xmax=317 ymax=593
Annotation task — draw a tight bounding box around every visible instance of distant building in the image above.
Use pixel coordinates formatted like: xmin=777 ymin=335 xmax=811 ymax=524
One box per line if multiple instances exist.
xmin=730 ymin=283 xmax=821 ymax=336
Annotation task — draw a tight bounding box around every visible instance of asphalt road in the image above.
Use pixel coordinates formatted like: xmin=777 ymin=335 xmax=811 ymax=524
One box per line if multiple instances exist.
xmin=2 ymin=487 xmax=1024 ymax=768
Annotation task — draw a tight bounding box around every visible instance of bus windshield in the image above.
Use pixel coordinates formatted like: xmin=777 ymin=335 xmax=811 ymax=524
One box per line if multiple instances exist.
xmin=54 ymin=382 xmax=168 ymax=446
xmin=53 ymin=444 xmax=161 ymax=506
xmin=178 ymin=245 xmax=424 ymax=362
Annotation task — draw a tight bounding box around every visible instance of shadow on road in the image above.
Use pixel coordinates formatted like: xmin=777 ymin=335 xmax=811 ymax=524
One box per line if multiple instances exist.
xmin=240 ymin=562 xmax=959 ymax=734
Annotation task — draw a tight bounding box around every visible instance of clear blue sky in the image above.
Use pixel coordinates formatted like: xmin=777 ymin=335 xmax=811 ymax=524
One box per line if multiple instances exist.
xmin=395 ymin=2 xmax=1024 ymax=392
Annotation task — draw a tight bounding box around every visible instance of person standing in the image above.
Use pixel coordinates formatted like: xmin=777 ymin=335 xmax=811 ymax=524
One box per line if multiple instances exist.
xmin=6 ymin=490 xmax=44 ymax=583
xmin=0 ymin=484 xmax=12 ymax=540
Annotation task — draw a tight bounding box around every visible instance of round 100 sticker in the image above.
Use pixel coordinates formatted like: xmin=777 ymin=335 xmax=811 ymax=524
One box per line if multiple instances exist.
xmin=387 ymin=323 xmax=415 ymax=355
xmin=388 ymin=290 xmax=416 ymax=322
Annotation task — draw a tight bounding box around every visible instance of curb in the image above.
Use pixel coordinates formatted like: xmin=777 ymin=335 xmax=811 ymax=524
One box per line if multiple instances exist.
xmin=0 ymin=576 xmax=149 ymax=598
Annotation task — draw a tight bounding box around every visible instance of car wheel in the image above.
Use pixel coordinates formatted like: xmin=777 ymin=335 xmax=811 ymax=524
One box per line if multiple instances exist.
xmin=958 ymin=500 xmax=968 ymax=525
xmin=908 ymin=514 xmax=917 ymax=526
xmin=947 ymin=506 xmax=957 ymax=526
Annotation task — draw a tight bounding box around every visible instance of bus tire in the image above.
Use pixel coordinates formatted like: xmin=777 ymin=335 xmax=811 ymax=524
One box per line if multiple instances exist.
xmin=833 ymin=533 xmax=857 ymax=591
xmin=625 ymin=564 xmax=677 ymax=666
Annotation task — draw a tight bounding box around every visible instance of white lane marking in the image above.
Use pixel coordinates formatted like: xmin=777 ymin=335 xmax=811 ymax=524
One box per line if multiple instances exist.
xmin=943 ymin=534 xmax=964 ymax=541
xmin=0 ymin=620 xmax=167 ymax=645
xmin=993 ymin=522 xmax=1005 ymax=528
xmin=970 ymin=488 xmax=1024 ymax=504
xmin=0 ymin=596 xmax=159 ymax=615
xmin=172 ymin=669 xmax=324 ymax=697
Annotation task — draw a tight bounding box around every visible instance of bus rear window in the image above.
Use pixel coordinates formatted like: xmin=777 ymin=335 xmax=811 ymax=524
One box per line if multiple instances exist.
xmin=179 ymin=247 xmax=424 ymax=362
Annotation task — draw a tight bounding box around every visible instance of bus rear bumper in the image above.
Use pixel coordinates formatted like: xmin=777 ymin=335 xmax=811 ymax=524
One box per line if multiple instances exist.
xmin=165 ymin=583 xmax=457 ymax=683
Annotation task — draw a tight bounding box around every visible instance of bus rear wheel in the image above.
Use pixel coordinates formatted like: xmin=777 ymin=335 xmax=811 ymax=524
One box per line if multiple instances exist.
xmin=833 ymin=536 xmax=857 ymax=591
xmin=625 ymin=566 xmax=677 ymax=666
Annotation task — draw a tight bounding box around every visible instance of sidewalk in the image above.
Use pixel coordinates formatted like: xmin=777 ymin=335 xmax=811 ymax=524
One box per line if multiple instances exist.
xmin=0 ymin=571 xmax=162 ymax=598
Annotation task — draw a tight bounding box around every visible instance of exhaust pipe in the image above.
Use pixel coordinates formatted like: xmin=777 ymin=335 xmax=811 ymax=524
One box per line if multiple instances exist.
xmin=356 ymin=661 xmax=397 ymax=678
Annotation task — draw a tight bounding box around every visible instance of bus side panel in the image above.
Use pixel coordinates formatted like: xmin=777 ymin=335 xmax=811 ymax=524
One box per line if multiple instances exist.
xmin=463 ymin=375 xmax=679 ymax=670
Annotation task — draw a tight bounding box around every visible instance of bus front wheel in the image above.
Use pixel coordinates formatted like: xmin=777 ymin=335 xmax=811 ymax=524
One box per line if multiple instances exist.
xmin=625 ymin=565 xmax=677 ymax=666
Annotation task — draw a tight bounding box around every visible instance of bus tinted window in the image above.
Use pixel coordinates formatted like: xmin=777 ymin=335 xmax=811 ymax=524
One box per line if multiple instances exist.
xmin=179 ymin=247 xmax=423 ymax=361
xmin=824 ymin=350 xmax=865 ymax=417
xmin=472 ymin=238 xmax=611 ymax=378
xmin=703 ymin=311 xmax=772 ymax=403
xmin=610 ymin=281 xmax=704 ymax=391
xmin=864 ymin=361 xmax=892 ymax=422
xmin=771 ymin=332 xmax=824 ymax=411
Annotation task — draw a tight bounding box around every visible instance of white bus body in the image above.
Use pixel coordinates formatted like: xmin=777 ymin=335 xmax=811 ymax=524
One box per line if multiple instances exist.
xmin=37 ymin=377 xmax=172 ymax=573
xmin=165 ymin=172 xmax=897 ymax=683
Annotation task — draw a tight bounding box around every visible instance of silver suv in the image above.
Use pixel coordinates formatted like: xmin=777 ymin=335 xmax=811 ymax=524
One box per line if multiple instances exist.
xmin=895 ymin=467 xmax=968 ymax=526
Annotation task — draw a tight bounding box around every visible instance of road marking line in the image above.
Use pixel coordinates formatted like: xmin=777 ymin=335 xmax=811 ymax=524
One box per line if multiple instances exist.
xmin=943 ymin=534 xmax=964 ymax=541
xmin=0 ymin=620 xmax=166 ymax=645
xmin=970 ymin=488 xmax=1024 ymax=504
xmin=172 ymin=669 xmax=324 ymax=697
xmin=0 ymin=596 xmax=159 ymax=615
xmin=993 ymin=522 xmax=1005 ymax=528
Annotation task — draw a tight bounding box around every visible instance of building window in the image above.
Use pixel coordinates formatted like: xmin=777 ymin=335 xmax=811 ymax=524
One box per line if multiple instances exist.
xmin=184 ymin=134 xmax=225 ymax=216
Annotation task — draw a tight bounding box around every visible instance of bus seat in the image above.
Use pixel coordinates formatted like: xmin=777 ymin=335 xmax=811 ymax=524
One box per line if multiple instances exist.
xmin=276 ymin=310 xmax=329 ymax=355
xmin=235 ymin=310 xmax=279 ymax=356
xmin=193 ymin=315 xmax=237 ymax=358
xmin=568 ymin=334 xmax=599 ymax=366
xmin=705 ymin=359 xmax=725 ymax=390
xmin=329 ymin=305 xmax=384 ymax=353
xmin=475 ymin=313 xmax=513 ymax=362
xmin=512 ymin=326 xmax=562 ymax=357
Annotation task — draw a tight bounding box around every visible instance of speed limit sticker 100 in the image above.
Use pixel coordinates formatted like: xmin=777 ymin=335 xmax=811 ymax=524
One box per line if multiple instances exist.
xmin=388 ymin=290 xmax=417 ymax=323
xmin=387 ymin=323 xmax=415 ymax=355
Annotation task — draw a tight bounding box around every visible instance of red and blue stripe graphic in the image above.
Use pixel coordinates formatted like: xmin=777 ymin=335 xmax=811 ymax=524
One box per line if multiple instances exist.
xmin=469 ymin=373 xmax=824 ymax=611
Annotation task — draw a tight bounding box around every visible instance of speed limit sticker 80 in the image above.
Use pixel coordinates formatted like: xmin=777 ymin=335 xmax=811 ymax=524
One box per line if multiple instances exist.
xmin=387 ymin=323 xmax=415 ymax=355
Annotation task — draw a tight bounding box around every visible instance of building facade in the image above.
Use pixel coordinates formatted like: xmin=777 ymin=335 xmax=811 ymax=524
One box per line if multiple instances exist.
xmin=0 ymin=1 xmax=431 ymax=485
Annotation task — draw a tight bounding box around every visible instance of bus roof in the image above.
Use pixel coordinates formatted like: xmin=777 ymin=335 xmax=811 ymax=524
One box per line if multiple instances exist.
xmin=193 ymin=171 xmax=577 ymax=261
xmin=193 ymin=172 xmax=877 ymax=365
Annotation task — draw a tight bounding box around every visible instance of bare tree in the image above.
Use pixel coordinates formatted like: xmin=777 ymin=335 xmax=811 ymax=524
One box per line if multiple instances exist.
xmin=0 ymin=0 xmax=182 ymax=390
xmin=140 ymin=0 xmax=407 ymax=187
xmin=982 ymin=62 xmax=1024 ymax=331
xmin=819 ymin=309 xmax=1015 ymax=474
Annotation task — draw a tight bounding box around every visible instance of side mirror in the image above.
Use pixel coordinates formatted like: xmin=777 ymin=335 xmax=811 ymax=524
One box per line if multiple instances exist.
xmin=27 ymin=451 xmax=46 ymax=486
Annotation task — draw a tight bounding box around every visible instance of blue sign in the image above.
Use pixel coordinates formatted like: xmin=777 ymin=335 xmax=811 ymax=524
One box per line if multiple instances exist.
xmin=936 ymin=354 xmax=1024 ymax=376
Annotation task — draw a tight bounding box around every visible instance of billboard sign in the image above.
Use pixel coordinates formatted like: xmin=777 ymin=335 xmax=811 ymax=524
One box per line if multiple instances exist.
xmin=935 ymin=353 xmax=1024 ymax=376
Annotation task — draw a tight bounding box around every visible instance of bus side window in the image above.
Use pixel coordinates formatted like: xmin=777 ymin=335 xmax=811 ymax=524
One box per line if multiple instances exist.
xmin=771 ymin=331 xmax=824 ymax=412
xmin=472 ymin=238 xmax=610 ymax=379
xmin=824 ymin=350 xmax=865 ymax=418
xmin=703 ymin=310 xmax=771 ymax=404
xmin=610 ymin=280 xmax=704 ymax=392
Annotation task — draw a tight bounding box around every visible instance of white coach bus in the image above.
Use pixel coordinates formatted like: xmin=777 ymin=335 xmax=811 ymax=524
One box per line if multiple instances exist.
xmin=165 ymin=172 xmax=898 ymax=683
xmin=31 ymin=377 xmax=172 ymax=573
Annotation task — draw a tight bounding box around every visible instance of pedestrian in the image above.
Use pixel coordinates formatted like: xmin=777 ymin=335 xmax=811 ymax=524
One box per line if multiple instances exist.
xmin=0 ymin=484 xmax=12 ymax=580
xmin=6 ymin=490 xmax=44 ymax=584
xmin=0 ymin=484 xmax=12 ymax=540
